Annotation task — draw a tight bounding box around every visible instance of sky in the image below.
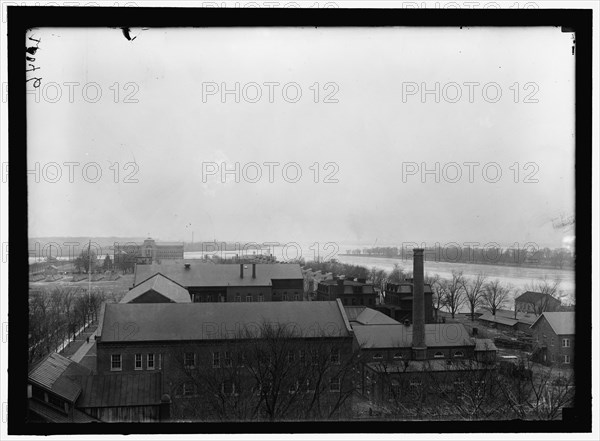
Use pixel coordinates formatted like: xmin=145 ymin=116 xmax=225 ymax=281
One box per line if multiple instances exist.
xmin=26 ymin=26 xmax=575 ymax=249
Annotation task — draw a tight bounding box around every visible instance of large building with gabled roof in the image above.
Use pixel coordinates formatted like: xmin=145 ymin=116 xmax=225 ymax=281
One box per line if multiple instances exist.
xmin=529 ymin=311 xmax=575 ymax=365
xmin=121 ymin=273 xmax=191 ymax=303
xmin=133 ymin=261 xmax=304 ymax=303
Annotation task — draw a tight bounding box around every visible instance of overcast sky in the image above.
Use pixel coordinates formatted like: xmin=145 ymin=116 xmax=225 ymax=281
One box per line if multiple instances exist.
xmin=27 ymin=26 xmax=575 ymax=249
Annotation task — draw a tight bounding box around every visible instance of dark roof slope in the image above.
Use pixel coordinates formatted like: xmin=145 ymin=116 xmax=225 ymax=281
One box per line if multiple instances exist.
xmin=75 ymin=372 xmax=162 ymax=408
xmin=28 ymin=352 xmax=91 ymax=402
xmin=353 ymin=323 xmax=473 ymax=349
xmin=515 ymin=291 xmax=561 ymax=303
xmin=121 ymin=273 xmax=191 ymax=303
xmin=344 ymin=306 xmax=400 ymax=325
xmin=100 ymin=301 xmax=351 ymax=342
xmin=134 ymin=262 xmax=302 ymax=287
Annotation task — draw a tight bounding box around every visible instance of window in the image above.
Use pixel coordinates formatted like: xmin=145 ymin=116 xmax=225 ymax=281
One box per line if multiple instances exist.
xmin=158 ymin=353 xmax=162 ymax=370
xmin=134 ymin=353 xmax=142 ymax=370
xmin=213 ymin=352 xmax=220 ymax=368
xmin=293 ymin=294 xmax=299 ymax=301
xmin=311 ymin=349 xmax=319 ymax=365
xmin=224 ymin=351 xmax=232 ymax=367
xmin=184 ymin=352 xmax=195 ymax=368
xmin=331 ymin=348 xmax=340 ymax=365
xmin=246 ymin=295 xmax=253 ymax=302
xmin=368 ymin=298 xmax=373 ymax=305
xmin=390 ymin=379 xmax=400 ymax=398
xmin=563 ymin=355 xmax=571 ymax=364
xmin=222 ymin=380 xmax=235 ymax=395
xmin=453 ymin=379 xmax=465 ymax=388
xmin=111 ymin=354 xmax=122 ymax=371
xmin=283 ymin=294 xmax=288 ymax=301
xmin=373 ymin=353 xmax=383 ymax=360
xmin=360 ymin=298 xmax=364 ymax=305
xmin=183 ymin=382 xmax=196 ymax=396
xmin=48 ymin=394 xmax=66 ymax=412
xmin=434 ymin=352 xmax=445 ymax=358
xmin=453 ymin=351 xmax=464 ymax=358
xmin=235 ymin=295 xmax=241 ymax=302
xmin=330 ymin=377 xmax=340 ymax=392
xmin=258 ymin=294 xmax=264 ymax=302
xmin=550 ymin=337 xmax=554 ymax=346
xmin=299 ymin=350 xmax=306 ymax=364
xmin=393 ymin=353 xmax=403 ymax=360
xmin=147 ymin=353 xmax=155 ymax=370
xmin=562 ymin=338 xmax=571 ymax=347
xmin=287 ymin=350 xmax=295 ymax=363
xmin=409 ymin=380 xmax=422 ymax=388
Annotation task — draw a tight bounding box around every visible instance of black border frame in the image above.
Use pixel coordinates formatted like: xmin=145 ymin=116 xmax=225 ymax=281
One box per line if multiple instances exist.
xmin=7 ymin=6 xmax=592 ymax=435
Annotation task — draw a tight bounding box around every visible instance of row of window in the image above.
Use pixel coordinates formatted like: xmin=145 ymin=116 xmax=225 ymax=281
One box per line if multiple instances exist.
xmin=541 ymin=336 xmax=571 ymax=348
xmin=371 ymin=351 xmax=464 ymax=361
xmin=111 ymin=353 xmax=162 ymax=371
xmin=339 ymin=297 xmax=374 ymax=306
xmin=180 ymin=377 xmax=341 ymax=397
xmin=183 ymin=349 xmax=341 ymax=369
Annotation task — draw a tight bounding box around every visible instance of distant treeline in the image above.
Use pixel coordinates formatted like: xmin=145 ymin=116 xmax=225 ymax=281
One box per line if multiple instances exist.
xmin=344 ymin=246 xmax=573 ymax=269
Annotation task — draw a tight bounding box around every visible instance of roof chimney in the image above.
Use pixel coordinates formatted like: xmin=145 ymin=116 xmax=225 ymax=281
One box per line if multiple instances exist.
xmin=252 ymin=263 xmax=256 ymax=279
xmin=412 ymin=248 xmax=427 ymax=360
xmin=240 ymin=263 xmax=244 ymax=279
xmin=184 ymin=263 xmax=191 ymax=270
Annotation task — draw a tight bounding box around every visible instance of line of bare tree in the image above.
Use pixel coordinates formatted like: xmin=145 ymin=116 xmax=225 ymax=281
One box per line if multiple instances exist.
xmin=171 ymin=322 xmax=360 ymax=422
xmin=28 ymin=287 xmax=105 ymax=365
xmin=371 ymin=356 xmax=574 ymax=420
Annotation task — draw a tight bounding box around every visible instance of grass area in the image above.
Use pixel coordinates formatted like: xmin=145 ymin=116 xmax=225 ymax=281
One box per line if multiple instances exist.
xmin=29 ymin=273 xmax=134 ymax=302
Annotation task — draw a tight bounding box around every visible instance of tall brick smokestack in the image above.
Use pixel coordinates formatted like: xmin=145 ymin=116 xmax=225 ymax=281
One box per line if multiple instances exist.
xmin=412 ymin=248 xmax=427 ymax=359
xmin=240 ymin=264 xmax=244 ymax=279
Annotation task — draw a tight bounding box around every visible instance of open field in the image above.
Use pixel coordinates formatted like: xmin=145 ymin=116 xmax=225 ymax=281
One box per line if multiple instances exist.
xmin=29 ymin=273 xmax=134 ymax=302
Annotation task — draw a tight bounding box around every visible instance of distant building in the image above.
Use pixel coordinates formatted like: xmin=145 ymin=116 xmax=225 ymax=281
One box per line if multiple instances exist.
xmin=529 ymin=312 xmax=575 ymax=366
xmin=515 ymin=291 xmax=561 ymax=315
xmin=133 ymin=261 xmax=304 ymax=302
xmin=476 ymin=308 xmax=537 ymax=333
xmin=377 ymin=280 xmax=435 ymax=323
xmin=138 ymin=238 xmax=184 ymax=264
xmin=121 ymin=273 xmax=191 ymax=303
xmin=302 ymin=268 xmax=333 ymax=299
xmin=316 ymin=278 xmax=377 ymax=307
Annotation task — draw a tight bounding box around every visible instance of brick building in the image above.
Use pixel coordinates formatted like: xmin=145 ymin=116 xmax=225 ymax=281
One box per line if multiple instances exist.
xmin=114 ymin=238 xmax=184 ymax=266
xmin=96 ymin=300 xmax=356 ymax=420
xmin=133 ymin=261 xmax=304 ymax=303
xmin=377 ymin=280 xmax=434 ymax=323
xmin=529 ymin=312 xmax=575 ymax=366
xmin=354 ymin=249 xmax=495 ymax=403
xmin=316 ymin=278 xmax=377 ymax=307
xmin=515 ymin=291 xmax=561 ymax=315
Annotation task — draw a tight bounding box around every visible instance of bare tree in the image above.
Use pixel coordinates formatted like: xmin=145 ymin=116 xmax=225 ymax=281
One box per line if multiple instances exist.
xmin=173 ymin=321 xmax=359 ymax=422
xmin=462 ymin=273 xmax=487 ymax=321
xmin=441 ymin=271 xmax=466 ymax=319
xmin=523 ymin=276 xmax=563 ymax=315
xmin=482 ymin=279 xmax=512 ymax=316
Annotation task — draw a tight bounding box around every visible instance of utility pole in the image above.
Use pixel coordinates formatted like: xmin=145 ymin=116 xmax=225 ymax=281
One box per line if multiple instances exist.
xmin=87 ymin=239 xmax=92 ymax=301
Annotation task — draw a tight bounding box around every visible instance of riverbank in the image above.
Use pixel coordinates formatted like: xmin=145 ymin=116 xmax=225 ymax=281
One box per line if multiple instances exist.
xmin=337 ymin=254 xmax=573 ymax=272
